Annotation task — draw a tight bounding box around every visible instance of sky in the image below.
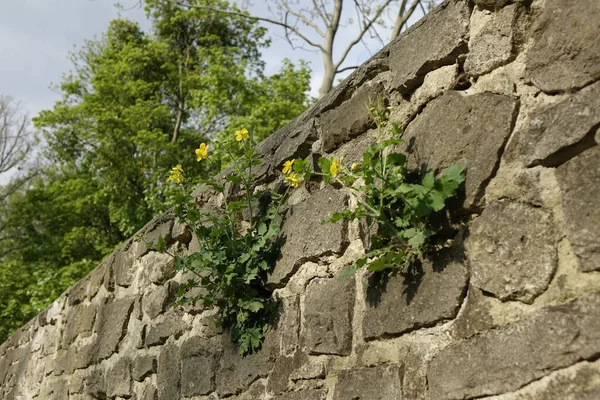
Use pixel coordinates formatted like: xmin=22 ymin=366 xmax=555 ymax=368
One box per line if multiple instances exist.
xmin=0 ymin=0 xmax=432 ymax=122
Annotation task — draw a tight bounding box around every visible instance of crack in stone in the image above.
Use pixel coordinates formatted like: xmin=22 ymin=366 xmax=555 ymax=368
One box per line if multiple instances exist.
xmin=529 ymin=122 xmax=599 ymax=169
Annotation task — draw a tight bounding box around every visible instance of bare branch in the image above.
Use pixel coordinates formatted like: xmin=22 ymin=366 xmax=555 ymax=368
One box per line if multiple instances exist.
xmin=391 ymin=0 xmax=422 ymax=39
xmin=165 ymin=0 xmax=325 ymax=51
xmin=279 ymin=0 xmax=326 ymax=38
xmin=337 ymin=65 xmax=359 ymax=73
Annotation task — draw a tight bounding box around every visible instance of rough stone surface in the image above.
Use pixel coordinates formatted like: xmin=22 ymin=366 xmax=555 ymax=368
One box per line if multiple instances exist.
xmin=142 ymin=281 xmax=178 ymax=319
xmin=274 ymin=389 xmax=328 ymax=400
xmin=333 ymin=364 xmax=403 ymax=400
xmin=93 ymin=297 xmax=134 ymax=362
xmin=363 ymin=249 xmax=469 ymax=340
xmin=145 ymin=311 xmax=187 ymax=347
xmin=268 ymin=187 xmax=347 ymax=286
xmin=304 ymin=276 xmax=355 ymax=356
xmin=428 ymin=291 xmax=600 ymax=399
xmin=132 ymin=354 xmax=156 ymax=382
xmin=465 ymin=4 xmax=521 ymax=76
xmin=389 ymin=0 xmax=470 ymax=94
xmin=474 ymin=0 xmax=522 ymax=9
xmin=404 ymin=91 xmax=518 ymax=207
xmin=525 ymin=0 xmax=600 ymax=92
xmin=319 ymin=82 xmax=381 ymax=152
xmin=112 ymin=240 xmax=136 ymax=287
xmin=180 ymin=336 xmax=221 ymax=397
xmin=61 ymin=304 xmax=96 ymax=347
xmin=107 ymin=357 xmax=132 ymax=398
xmin=556 ymin=146 xmax=600 ymax=272
xmin=157 ymin=344 xmax=180 ymax=400
xmin=516 ymin=81 xmax=600 ymax=167
xmin=467 ymin=200 xmax=557 ymax=303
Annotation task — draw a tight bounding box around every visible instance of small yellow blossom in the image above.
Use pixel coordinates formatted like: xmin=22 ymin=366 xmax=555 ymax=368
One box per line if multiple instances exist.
xmin=284 ymin=172 xmax=300 ymax=188
xmin=282 ymin=159 xmax=295 ymax=174
xmin=167 ymin=164 xmax=184 ymax=184
xmin=195 ymin=143 xmax=209 ymax=161
xmin=330 ymin=158 xmax=341 ymax=177
xmin=235 ymin=128 xmax=249 ymax=142
xmin=351 ymin=163 xmax=358 ymax=171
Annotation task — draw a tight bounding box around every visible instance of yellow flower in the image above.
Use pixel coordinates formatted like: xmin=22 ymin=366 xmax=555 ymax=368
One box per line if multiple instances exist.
xmin=282 ymin=159 xmax=295 ymax=174
xmin=235 ymin=128 xmax=249 ymax=142
xmin=330 ymin=158 xmax=341 ymax=177
xmin=351 ymin=163 xmax=358 ymax=171
xmin=167 ymin=164 xmax=184 ymax=184
xmin=195 ymin=143 xmax=209 ymax=161
xmin=284 ymin=172 xmax=300 ymax=188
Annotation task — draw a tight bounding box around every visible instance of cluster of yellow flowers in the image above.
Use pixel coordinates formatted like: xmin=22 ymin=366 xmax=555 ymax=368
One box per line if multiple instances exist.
xmin=282 ymin=159 xmax=299 ymax=188
xmin=167 ymin=164 xmax=184 ymax=184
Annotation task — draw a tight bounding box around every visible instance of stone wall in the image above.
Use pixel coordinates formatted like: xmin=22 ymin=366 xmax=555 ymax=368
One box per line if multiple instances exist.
xmin=2 ymin=0 xmax=600 ymax=398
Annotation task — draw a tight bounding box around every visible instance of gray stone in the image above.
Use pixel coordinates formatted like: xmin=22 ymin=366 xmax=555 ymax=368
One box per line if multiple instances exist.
xmin=132 ymin=354 xmax=156 ymax=382
xmin=451 ymin=286 xmax=495 ymax=340
xmin=143 ymin=251 xmax=177 ymax=285
xmin=363 ymin=248 xmax=469 ymax=340
xmin=93 ymin=297 xmax=134 ymax=362
xmin=180 ymin=336 xmax=221 ymax=397
xmin=216 ymin=331 xmax=279 ymax=396
xmin=276 ymin=296 xmax=301 ymax=356
xmin=142 ymin=281 xmax=178 ymax=319
xmin=268 ymin=187 xmax=347 ymax=286
xmin=136 ymin=215 xmax=175 ymax=259
xmin=266 ymin=351 xmax=307 ymax=394
xmin=404 ymin=91 xmax=518 ymax=207
xmin=319 ymin=82 xmax=381 ymax=152
xmin=84 ymin=368 xmax=107 ymax=399
xmin=556 ymin=146 xmax=600 ymax=272
xmin=517 ymin=81 xmax=600 ymax=167
xmin=304 ymin=276 xmax=355 ymax=356
xmin=107 ymin=357 xmax=132 ymax=398
xmin=333 ymin=364 xmax=403 ymax=400
xmin=112 ymin=239 xmax=136 ymax=287
xmin=427 ymin=291 xmax=600 ymax=399
xmin=61 ymin=304 xmax=96 ymax=347
xmin=525 ymin=0 xmax=600 ymax=92
xmin=138 ymin=383 xmax=158 ymax=400
xmin=389 ymin=0 xmax=469 ymax=95
xmin=274 ymin=389 xmax=328 ymax=400
xmin=157 ymin=344 xmax=180 ymax=400
xmin=145 ymin=311 xmax=187 ymax=347
xmin=467 ymin=200 xmax=557 ymax=303
xmin=273 ymin=118 xmax=319 ymax=170
xmin=465 ymin=5 xmax=522 ymax=76
xmin=474 ymin=0 xmax=521 ymax=9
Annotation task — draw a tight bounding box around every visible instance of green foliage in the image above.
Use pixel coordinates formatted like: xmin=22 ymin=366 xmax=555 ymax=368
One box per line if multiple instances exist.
xmin=284 ymin=98 xmax=465 ymax=275
xmin=165 ymin=130 xmax=283 ymax=355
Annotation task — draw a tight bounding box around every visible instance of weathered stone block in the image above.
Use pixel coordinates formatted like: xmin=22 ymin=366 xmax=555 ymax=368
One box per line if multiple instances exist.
xmin=266 ymin=351 xmax=307 ymax=394
xmin=136 ymin=215 xmax=175 ymax=259
xmin=61 ymin=304 xmax=96 ymax=348
xmin=142 ymin=251 xmax=176 ymax=285
xmin=427 ymin=291 xmax=600 ymax=399
xmin=525 ymin=0 xmax=600 ymax=92
xmin=112 ymin=239 xmax=136 ymax=287
xmin=157 ymin=344 xmax=180 ymax=400
xmin=404 ymin=91 xmax=518 ymax=207
xmin=389 ymin=0 xmax=469 ymax=94
xmin=333 ymin=364 xmax=403 ymax=400
xmin=474 ymin=0 xmax=521 ymax=9
xmin=132 ymin=354 xmax=156 ymax=382
xmin=145 ymin=312 xmax=187 ymax=347
xmin=516 ymin=81 xmax=600 ymax=167
xmin=84 ymin=367 xmax=107 ymax=398
xmin=556 ymin=146 xmax=600 ymax=272
xmin=107 ymin=357 xmax=132 ymax=398
xmin=268 ymin=187 xmax=347 ymax=286
xmin=180 ymin=336 xmax=221 ymax=397
xmin=274 ymin=389 xmax=328 ymax=400
xmin=319 ymin=82 xmax=381 ymax=152
xmin=142 ymin=281 xmax=178 ymax=319
xmin=93 ymin=297 xmax=134 ymax=362
xmin=362 ymin=249 xmax=468 ymax=340
xmin=466 ymin=200 xmax=557 ymax=303
xmin=465 ymin=4 xmax=522 ymax=76
xmin=273 ymin=118 xmax=319 ymax=170
xmin=304 ymin=276 xmax=355 ymax=356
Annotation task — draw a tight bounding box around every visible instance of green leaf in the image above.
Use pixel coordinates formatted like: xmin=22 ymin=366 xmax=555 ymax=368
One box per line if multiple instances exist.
xmin=422 ymin=171 xmax=435 ymax=189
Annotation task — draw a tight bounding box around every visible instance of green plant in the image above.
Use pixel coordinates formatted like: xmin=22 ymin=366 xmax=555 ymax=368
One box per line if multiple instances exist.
xmin=283 ymin=97 xmax=465 ymax=276
xmin=162 ymin=128 xmax=283 ymax=355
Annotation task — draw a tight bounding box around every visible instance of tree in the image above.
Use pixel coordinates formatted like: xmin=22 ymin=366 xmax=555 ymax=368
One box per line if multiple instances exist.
xmin=165 ymin=0 xmax=441 ymax=97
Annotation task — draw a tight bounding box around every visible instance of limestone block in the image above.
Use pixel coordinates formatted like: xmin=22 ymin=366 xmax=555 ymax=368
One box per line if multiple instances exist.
xmin=427 ymin=291 xmax=600 ymax=399
xmin=180 ymin=336 xmax=221 ymax=397
xmin=268 ymin=187 xmax=347 ymax=286
xmin=61 ymin=303 xmax=96 ymax=347
xmin=157 ymin=344 xmax=180 ymax=400
xmin=556 ymin=146 xmax=600 ymax=272
xmin=274 ymin=389 xmax=328 ymax=400
xmin=135 ymin=216 xmax=174 ymax=259
xmin=141 ymin=251 xmax=176 ymax=285
xmin=467 ymin=200 xmax=557 ymax=303
xmin=465 ymin=5 xmax=522 ymax=76
xmin=266 ymin=350 xmax=307 ymax=394
xmin=404 ymin=91 xmax=518 ymax=207
xmin=132 ymin=354 xmax=156 ymax=382
xmin=517 ymin=81 xmax=600 ymax=167
xmin=332 ymin=364 xmax=403 ymax=400
xmin=362 ymin=248 xmax=468 ymax=340
xmin=112 ymin=239 xmax=137 ymax=287
xmin=84 ymin=367 xmax=107 ymax=399
xmin=319 ymin=82 xmax=382 ymax=152
xmin=93 ymin=297 xmax=134 ymax=362
xmin=107 ymin=357 xmax=132 ymax=398
xmin=304 ymin=276 xmax=355 ymax=356
xmin=142 ymin=281 xmax=178 ymax=319
xmin=389 ymin=0 xmax=469 ymax=95
xmin=145 ymin=311 xmax=187 ymax=347
xmin=525 ymin=0 xmax=600 ymax=92
xmin=272 ymin=118 xmax=319 ymax=170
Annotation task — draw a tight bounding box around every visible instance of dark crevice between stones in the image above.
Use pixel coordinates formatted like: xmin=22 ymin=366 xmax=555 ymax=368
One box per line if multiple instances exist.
xmin=531 ymin=75 xmax=600 ymax=97
xmin=396 ymin=41 xmax=470 ymax=97
xmin=451 ymin=54 xmax=472 ymax=92
xmin=472 ymin=98 xmax=522 ymax=208
xmin=528 ymin=124 xmax=599 ymax=169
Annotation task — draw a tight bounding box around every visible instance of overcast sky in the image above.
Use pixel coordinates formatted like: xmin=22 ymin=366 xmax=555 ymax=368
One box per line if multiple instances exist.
xmin=0 ymin=0 xmax=427 ymax=121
